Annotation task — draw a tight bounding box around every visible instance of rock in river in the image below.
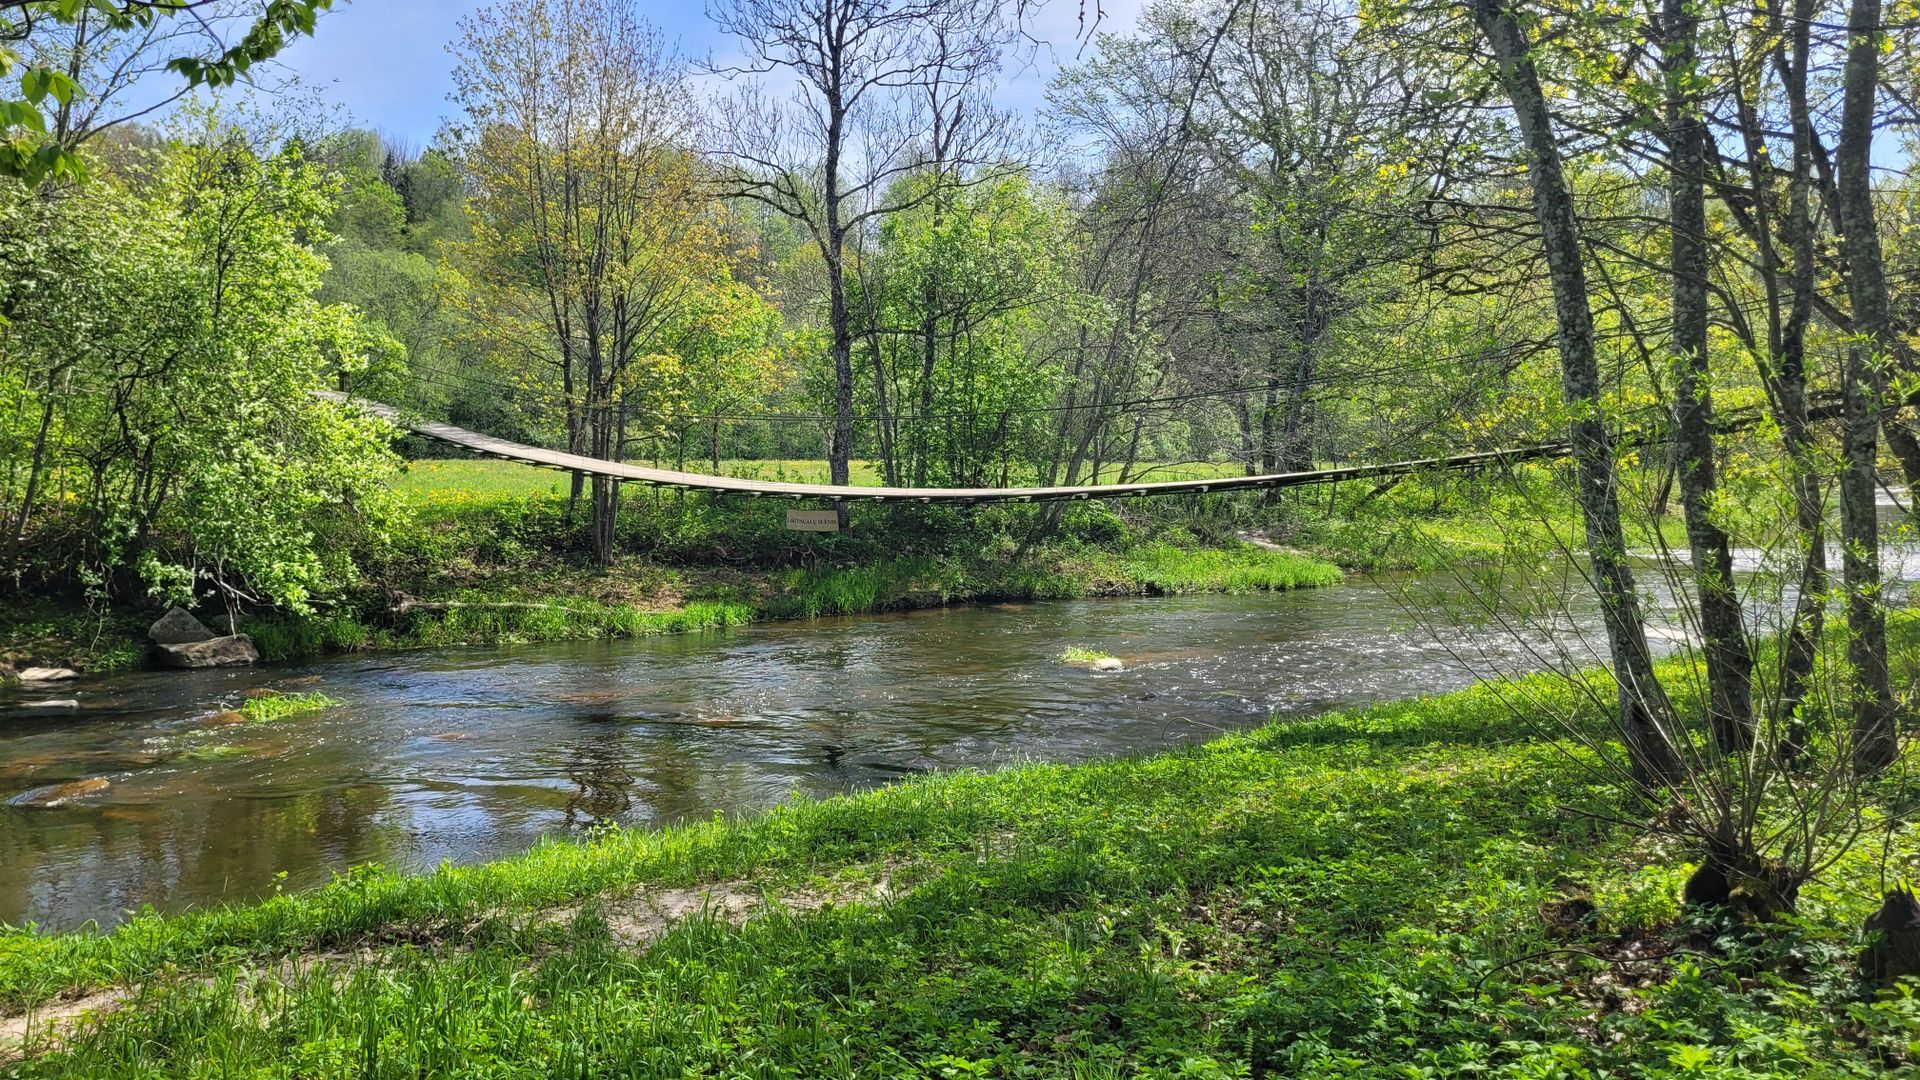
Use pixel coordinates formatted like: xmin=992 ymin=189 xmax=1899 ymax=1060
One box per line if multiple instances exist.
xmin=9 ymin=778 xmax=110 ymax=809
xmin=21 ymin=699 xmax=79 ymax=709
xmin=156 ymin=634 xmax=260 ymax=669
xmin=17 ymin=666 xmax=77 ymax=682
xmin=1091 ymin=657 xmax=1125 ymax=672
xmin=149 ymin=606 xmax=217 ymax=646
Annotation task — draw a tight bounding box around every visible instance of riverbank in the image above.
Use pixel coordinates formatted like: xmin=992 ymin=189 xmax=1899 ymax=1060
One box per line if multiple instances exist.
xmin=3 ymin=659 xmax=1913 ymax=1074
xmin=0 ymin=457 xmax=1755 ymax=677
xmin=1 ymin=537 xmax=1341 ymax=677
xmin=2 ymin=464 xmax=1344 ymax=676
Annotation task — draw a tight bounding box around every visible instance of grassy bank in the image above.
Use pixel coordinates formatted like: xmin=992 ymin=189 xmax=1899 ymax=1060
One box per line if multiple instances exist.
xmin=1 ymin=455 xmax=1793 ymax=674
xmin=3 ymin=661 xmax=1915 ymax=1074
xmin=4 ymin=461 xmax=1342 ymax=674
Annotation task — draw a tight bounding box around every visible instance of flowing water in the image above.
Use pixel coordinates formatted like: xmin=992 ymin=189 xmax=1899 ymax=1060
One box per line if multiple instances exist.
xmin=4 ymin=518 xmax=1914 ymax=931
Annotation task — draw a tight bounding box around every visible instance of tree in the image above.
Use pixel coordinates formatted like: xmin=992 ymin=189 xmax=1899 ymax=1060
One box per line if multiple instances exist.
xmin=1465 ymin=0 xmax=1681 ymax=784
xmin=707 ymin=0 xmax=1013 ymax=514
xmin=1660 ymin=0 xmax=1753 ymax=751
xmin=1833 ymin=0 xmax=1899 ymax=775
xmin=1174 ymin=0 xmax=1424 ymax=474
xmin=0 ymin=0 xmax=331 ymax=182
xmin=0 ymin=121 xmax=403 ymax=616
xmin=451 ymin=0 xmax=738 ymax=565
xmin=856 ymin=171 xmax=1090 ymax=486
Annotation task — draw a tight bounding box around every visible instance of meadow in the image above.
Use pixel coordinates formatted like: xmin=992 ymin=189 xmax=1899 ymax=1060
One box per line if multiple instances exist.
xmin=392 ymin=458 xmax=1247 ymax=512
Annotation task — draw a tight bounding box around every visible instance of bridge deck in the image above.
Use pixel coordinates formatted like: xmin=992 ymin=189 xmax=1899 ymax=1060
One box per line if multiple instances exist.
xmin=326 ymin=393 xmax=1572 ymax=503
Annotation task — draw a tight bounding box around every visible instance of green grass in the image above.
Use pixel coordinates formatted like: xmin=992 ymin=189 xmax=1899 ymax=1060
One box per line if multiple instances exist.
xmin=221 ymin=496 xmax=1343 ymax=658
xmin=1057 ymin=646 xmax=1116 ymax=663
xmin=394 ymin=458 xmax=1244 ymax=503
xmin=4 ymin=659 xmax=1916 ymax=1075
xmin=237 ymin=691 xmax=344 ymax=723
xmin=761 ymin=545 xmax=1341 ymax=621
xmin=0 ymin=600 xmax=147 ymax=677
xmin=0 ymin=458 xmax=1773 ymax=670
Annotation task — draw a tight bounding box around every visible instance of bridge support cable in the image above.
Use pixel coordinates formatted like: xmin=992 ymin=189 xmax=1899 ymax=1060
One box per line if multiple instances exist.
xmin=324 ymin=391 xmax=1590 ymax=505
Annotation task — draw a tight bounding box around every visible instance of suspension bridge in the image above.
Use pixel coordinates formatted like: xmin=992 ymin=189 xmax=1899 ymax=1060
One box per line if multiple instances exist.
xmin=325 ymin=392 xmax=1578 ymax=504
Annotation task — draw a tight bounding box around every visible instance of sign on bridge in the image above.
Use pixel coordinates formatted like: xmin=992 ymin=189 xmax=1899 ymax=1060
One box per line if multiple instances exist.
xmin=786 ymin=509 xmax=840 ymax=533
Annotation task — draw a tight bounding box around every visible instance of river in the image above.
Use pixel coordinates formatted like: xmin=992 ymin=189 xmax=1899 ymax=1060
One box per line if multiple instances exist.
xmin=3 ymin=529 xmax=1912 ymax=932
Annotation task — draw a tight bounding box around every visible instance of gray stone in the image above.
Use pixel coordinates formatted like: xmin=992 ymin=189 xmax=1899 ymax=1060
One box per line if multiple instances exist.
xmin=21 ymin=699 xmax=78 ymax=709
xmin=17 ymin=667 xmax=77 ymax=682
xmin=149 ymin=606 xmax=217 ymax=646
xmin=156 ymin=634 xmax=259 ymax=669
xmin=1091 ymin=657 xmax=1125 ymax=672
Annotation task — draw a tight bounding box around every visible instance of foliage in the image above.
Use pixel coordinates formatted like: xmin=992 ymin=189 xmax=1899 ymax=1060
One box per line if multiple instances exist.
xmin=0 ymin=1 xmax=330 ymax=182
xmin=0 ymin=123 xmax=405 ymax=614
xmin=447 ymin=0 xmax=790 ymax=562
xmin=216 ymin=476 xmax=1341 ymax=656
xmin=849 ymin=172 xmax=1099 ymax=486
xmin=0 ymin=599 xmax=144 ymax=674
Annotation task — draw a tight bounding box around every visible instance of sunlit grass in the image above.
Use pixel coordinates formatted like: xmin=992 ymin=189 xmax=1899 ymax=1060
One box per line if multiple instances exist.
xmin=238 ymin=691 xmax=343 ymax=723
xmin=7 ymin=649 xmax=1917 ymax=1074
xmin=390 ymin=457 xmax=1248 ymax=506
xmin=1057 ymin=645 xmax=1116 ymax=663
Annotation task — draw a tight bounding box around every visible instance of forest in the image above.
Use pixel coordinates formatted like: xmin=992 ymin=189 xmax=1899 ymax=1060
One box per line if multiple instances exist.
xmin=6 ymin=0 xmax=1920 ymax=1073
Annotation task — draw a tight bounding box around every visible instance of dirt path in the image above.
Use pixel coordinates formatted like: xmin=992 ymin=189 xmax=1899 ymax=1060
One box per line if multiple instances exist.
xmin=0 ymin=873 xmax=898 ymax=1065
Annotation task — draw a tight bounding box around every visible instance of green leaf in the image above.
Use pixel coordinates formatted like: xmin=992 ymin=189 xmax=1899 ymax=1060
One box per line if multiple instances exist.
xmin=2 ymin=99 xmax=48 ymax=134
xmin=19 ymin=68 xmax=46 ymax=105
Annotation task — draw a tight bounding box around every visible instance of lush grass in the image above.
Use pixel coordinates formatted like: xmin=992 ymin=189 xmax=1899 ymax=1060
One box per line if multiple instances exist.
xmin=0 ymin=457 xmax=1789 ymax=670
xmin=1145 ymin=460 xmax=1794 ymax=573
xmin=3 ymin=476 xmax=1342 ymax=669
xmin=1057 ymin=646 xmax=1116 ymax=663
xmin=394 ymin=458 xmax=1245 ymax=505
xmin=240 ymin=542 xmax=1331 ymax=659
xmin=4 ymin=660 xmax=1916 ymax=1075
xmin=758 ymin=545 xmax=1341 ymax=620
xmin=0 ymin=601 xmax=147 ymax=678
xmin=237 ymin=691 xmax=344 ymax=723
xmin=223 ymin=489 xmax=1343 ymax=657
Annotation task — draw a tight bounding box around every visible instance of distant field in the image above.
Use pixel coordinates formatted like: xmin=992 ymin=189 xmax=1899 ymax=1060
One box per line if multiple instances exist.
xmin=392 ymin=457 xmax=1247 ymax=506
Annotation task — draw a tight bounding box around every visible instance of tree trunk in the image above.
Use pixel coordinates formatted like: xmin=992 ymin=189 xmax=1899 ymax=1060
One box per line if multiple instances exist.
xmin=1664 ymin=0 xmax=1754 ymax=752
xmin=1841 ymin=346 xmax=1897 ymax=774
xmin=1835 ymin=0 xmax=1899 ymax=775
xmin=1862 ymin=888 xmax=1920 ymax=989
xmin=867 ymin=327 xmax=898 ymax=485
xmin=1280 ymin=277 xmax=1322 ymax=474
xmin=822 ymin=82 xmax=854 ymax=527
xmin=5 ymin=394 xmax=55 ymax=574
xmin=1469 ymin=0 xmax=1681 ymax=784
xmin=1259 ymin=337 xmax=1283 ymax=473
xmin=1773 ymin=0 xmax=1827 ymax=729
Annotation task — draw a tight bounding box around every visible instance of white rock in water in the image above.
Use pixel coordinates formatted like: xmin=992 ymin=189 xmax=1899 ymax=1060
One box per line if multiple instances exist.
xmin=22 ymin=699 xmax=79 ymax=709
xmin=17 ymin=667 xmax=77 ymax=682
xmin=1092 ymin=657 xmax=1125 ymax=672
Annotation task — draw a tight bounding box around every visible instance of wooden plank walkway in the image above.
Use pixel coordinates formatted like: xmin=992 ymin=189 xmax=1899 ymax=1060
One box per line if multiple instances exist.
xmin=322 ymin=392 xmax=1575 ymax=504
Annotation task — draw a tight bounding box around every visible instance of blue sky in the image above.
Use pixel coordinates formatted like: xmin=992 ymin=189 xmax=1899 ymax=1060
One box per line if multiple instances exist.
xmin=266 ymin=0 xmax=1141 ymax=145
